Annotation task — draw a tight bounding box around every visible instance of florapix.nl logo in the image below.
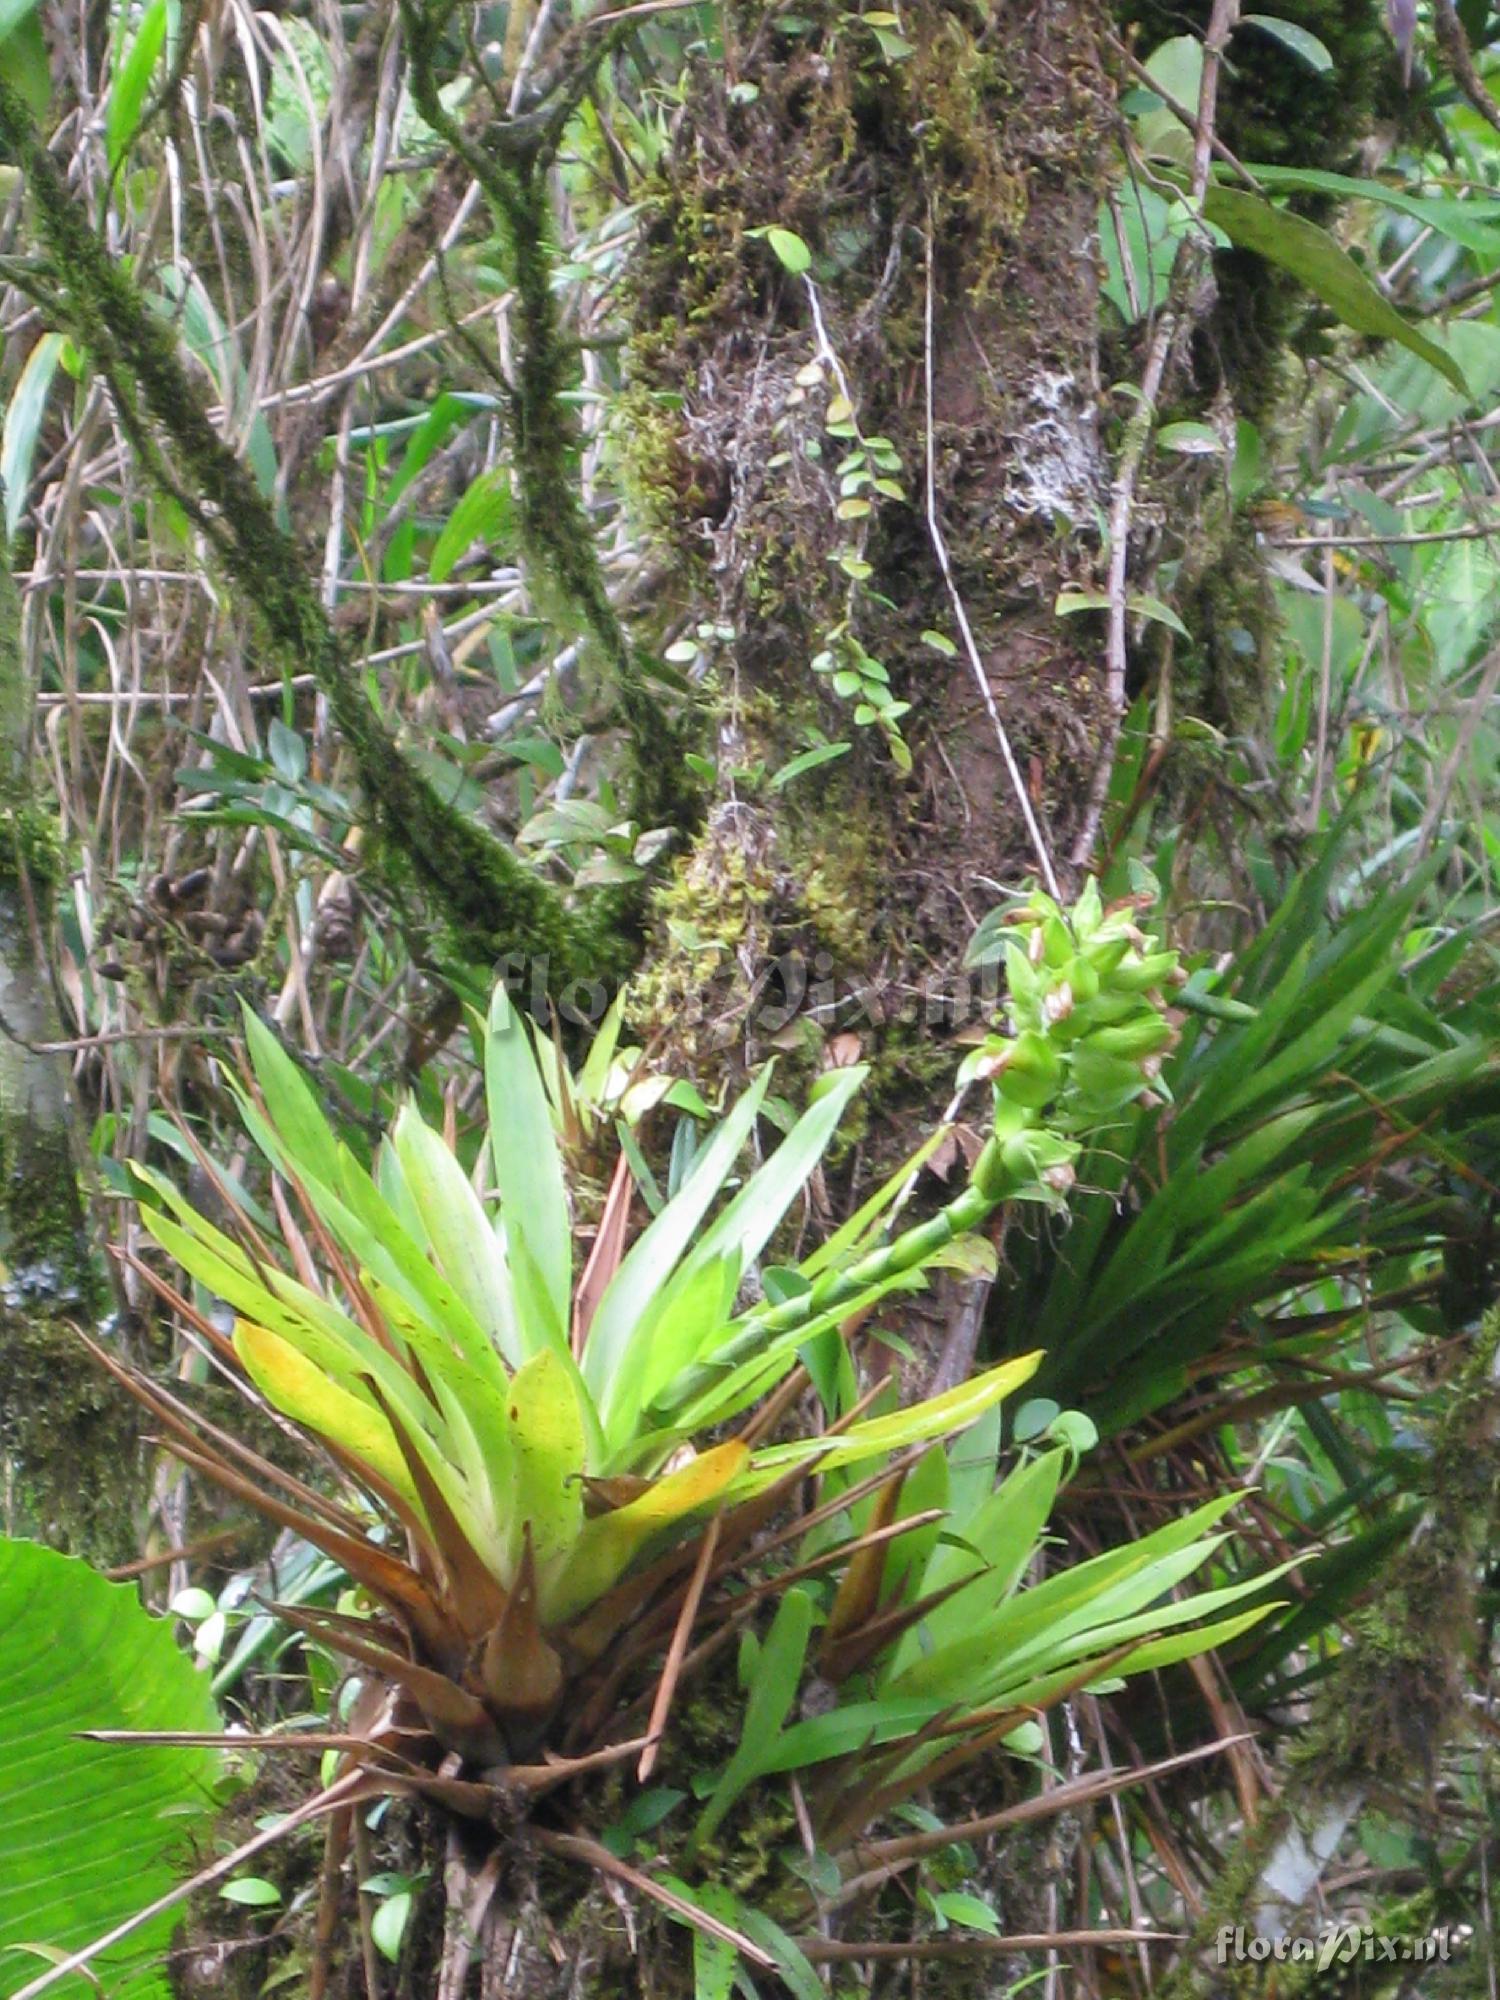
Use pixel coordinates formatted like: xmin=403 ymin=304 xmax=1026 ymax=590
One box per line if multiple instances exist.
xmin=1215 ymin=1925 xmax=1462 ymax=1970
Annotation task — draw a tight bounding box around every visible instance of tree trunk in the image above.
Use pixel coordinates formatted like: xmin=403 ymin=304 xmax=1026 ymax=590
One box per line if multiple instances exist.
xmin=0 ymin=525 xmax=146 ymax=1561
xmin=627 ymin=0 xmax=1116 ymax=1090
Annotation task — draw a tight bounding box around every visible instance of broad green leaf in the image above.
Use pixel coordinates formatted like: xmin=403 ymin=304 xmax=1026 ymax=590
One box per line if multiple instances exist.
xmin=742 ymin=1354 xmax=1044 ymax=1481
xmin=0 ymin=1539 xmax=220 ymax=2000
xmin=1155 ymin=421 xmax=1223 ymax=455
xmin=1239 ymin=165 xmax=1500 ymax=256
xmin=486 ymin=985 xmax=571 ymax=1348
xmin=219 ymin=1878 xmax=282 ymax=1909
xmin=0 ymin=7 xmax=46 ymax=115
xmin=1238 ymin=15 xmax=1333 ymax=71
xmin=370 ymin=1891 xmax=413 ymax=1963
xmin=1144 ymin=34 xmax=1203 ymax=105
xmin=1 ymin=333 xmax=63 ymax=539
xmin=106 ymin=0 xmax=168 ymax=171
xmin=930 ymin=1892 xmax=1002 ymax=1936
xmin=1200 ymin=184 xmax=1467 ymax=394
xmin=945 ymin=1403 xmax=1003 ymax=1533
xmin=765 ymin=227 xmax=811 ymax=275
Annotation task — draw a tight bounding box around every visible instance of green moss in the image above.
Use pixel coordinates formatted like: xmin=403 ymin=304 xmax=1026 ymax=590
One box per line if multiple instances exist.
xmin=0 ymin=1106 xmax=93 ymax=1300
xmin=0 ymin=1313 xmax=144 ymax=1564
xmin=628 ymin=826 xmax=776 ymax=1052
xmin=0 ymin=801 xmax=61 ymax=891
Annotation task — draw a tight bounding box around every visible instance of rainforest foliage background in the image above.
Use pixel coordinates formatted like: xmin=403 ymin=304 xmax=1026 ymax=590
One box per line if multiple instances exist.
xmin=0 ymin=0 xmax=1499 ymax=1993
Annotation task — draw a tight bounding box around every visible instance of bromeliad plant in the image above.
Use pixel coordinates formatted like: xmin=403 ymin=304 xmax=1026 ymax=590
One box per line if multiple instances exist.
xmin=114 ymin=995 xmax=1032 ymax=1775
xmin=102 ymin=883 xmax=1194 ymax=1796
xmin=688 ymin=1410 xmax=1284 ymax=1873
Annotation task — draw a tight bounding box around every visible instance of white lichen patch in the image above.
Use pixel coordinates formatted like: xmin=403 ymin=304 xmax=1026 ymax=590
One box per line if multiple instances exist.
xmin=1005 ymin=367 xmax=1104 ymax=524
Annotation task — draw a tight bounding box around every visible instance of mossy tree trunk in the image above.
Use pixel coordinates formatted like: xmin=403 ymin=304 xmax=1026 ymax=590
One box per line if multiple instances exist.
xmin=627 ymin=0 xmax=1118 ymax=1081
xmin=623 ymin=0 xmax=1394 ymax=1102
xmin=1159 ymin=1316 xmax=1500 ymax=1997
xmin=0 ymin=527 xmax=147 ymax=1562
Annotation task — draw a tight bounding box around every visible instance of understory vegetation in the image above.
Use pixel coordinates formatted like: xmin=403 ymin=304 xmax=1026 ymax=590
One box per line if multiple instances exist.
xmin=1 ymin=0 xmax=1500 ymax=1995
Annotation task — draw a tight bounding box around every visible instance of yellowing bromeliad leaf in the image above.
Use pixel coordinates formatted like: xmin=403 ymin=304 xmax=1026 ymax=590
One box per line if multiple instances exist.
xmin=504 ymin=1349 xmax=590 ymax=1581
xmin=139 ymin=1198 xmax=388 ymax=1390
xmin=234 ymin=1319 xmax=422 ymax=1507
xmin=546 ymin=1441 xmax=749 ymax=1624
xmin=739 ymin=1354 xmax=1045 ymax=1485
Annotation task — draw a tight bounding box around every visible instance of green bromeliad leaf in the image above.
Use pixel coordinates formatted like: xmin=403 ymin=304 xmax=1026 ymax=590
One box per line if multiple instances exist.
xmin=233 ymin=1319 xmax=421 ymax=1505
xmin=737 ymin=1354 xmax=1044 ymax=1486
xmin=547 ymin=1442 xmax=750 ymax=1623
xmin=136 ymin=916 xmax=1184 ymax=1645
xmin=503 ymin=1349 xmax=588 ymax=1578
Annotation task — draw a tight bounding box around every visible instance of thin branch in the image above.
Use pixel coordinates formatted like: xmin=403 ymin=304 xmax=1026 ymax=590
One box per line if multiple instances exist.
xmin=922 ymin=213 xmax=1061 ymax=900
xmin=1069 ymin=0 xmax=1240 ymax=868
xmin=529 ymin=1830 xmax=775 ymax=1967
xmin=794 ymin=1929 xmax=1183 ymax=1962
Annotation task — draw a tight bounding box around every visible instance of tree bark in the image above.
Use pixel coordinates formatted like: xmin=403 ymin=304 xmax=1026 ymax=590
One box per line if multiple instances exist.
xmin=625 ymin=0 xmax=1117 ymax=1088
xmin=0 ymin=519 xmax=145 ymax=1561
